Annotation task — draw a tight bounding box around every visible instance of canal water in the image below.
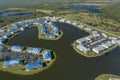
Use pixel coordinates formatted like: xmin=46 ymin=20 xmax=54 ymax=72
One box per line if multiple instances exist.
xmin=1 ymin=12 xmax=32 ymax=17
xmin=1 ymin=22 xmax=120 ymax=80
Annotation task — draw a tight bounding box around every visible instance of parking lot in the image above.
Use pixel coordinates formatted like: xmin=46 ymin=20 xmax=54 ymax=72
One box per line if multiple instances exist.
xmin=0 ymin=49 xmax=44 ymax=64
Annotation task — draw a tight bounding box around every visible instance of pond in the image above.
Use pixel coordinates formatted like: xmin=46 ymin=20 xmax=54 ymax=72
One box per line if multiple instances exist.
xmin=1 ymin=12 xmax=32 ymax=17
xmin=64 ymin=5 xmax=101 ymax=13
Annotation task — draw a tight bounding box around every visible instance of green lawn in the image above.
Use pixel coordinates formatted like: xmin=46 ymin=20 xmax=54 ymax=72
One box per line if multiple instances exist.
xmin=65 ymin=13 xmax=120 ymax=36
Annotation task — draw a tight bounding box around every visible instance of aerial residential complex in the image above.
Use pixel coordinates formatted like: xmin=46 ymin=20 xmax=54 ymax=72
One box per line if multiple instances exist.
xmin=0 ymin=17 xmax=59 ymax=75
xmin=0 ymin=16 xmax=119 ymax=76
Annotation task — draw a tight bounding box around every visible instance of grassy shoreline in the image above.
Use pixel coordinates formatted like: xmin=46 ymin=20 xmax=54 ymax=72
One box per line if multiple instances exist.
xmin=95 ymin=74 xmax=120 ymax=80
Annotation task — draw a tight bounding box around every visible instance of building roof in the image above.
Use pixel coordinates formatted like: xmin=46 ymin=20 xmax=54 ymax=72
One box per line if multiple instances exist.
xmin=0 ymin=46 xmax=4 ymax=50
xmin=25 ymin=62 xmax=43 ymax=70
xmin=92 ymin=31 xmax=100 ymax=37
xmin=86 ymin=35 xmax=94 ymax=41
xmin=41 ymin=24 xmax=46 ymax=34
xmin=76 ymin=45 xmax=90 ymax=53
xmin=102 ymin=41 xmax=114 ymax=48
xmin=0 ymin=37 xmax=7 ymax=43
xmin=0 ymin=30 xmax=5 ymax=33
xmin=92 ymin=45 xmax=105 ymax=52
xmin=44 ymin=50 xmax=52 ymax=59
xmin=3 ymin=33 xmax=12 ymax=37
xmin=76 ymin=38 xmax=86 ymax=44
xmin=3 ymin=59 xmax=20 ymax=67
xmin=48 ymin=22 xmax=56 ymax=27
xmin=44 ymin=20 xmax=49 ymax=23
xmin=11 ymin=46 xmax=24 ymax=50
xmin=28 ymin=47 xmax=41 ymax=52
xmin=10 ymin=29 xmax=19 ymax=33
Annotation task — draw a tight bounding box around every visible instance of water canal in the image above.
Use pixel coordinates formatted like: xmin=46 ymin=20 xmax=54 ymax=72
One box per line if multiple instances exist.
xmin=1 ymin=22 xmax=120 ymax=80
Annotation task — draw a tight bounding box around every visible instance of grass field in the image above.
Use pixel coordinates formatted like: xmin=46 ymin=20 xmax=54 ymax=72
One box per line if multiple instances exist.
xmin=65 ymin=13 xmax=120 ymax=36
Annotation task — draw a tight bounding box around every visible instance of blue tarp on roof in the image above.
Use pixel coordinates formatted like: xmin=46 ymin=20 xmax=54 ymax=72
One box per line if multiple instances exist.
xmin=11 ymin=46 xmax=24 ymax=50
xmin=0 ymin=46 xmax=4 ymax=50
xmin=49 ymin=22 xmax=56 ymax=27
xmin=11 ymin=29 xmax=19 ymax=33
xmin=41 ymin=24 xmax=46 ymax=34
xmin=0 ymin=37 xmax=7 ymax=43
xmin=44 ymin=20 xmax=49 ymax=23
xmin=3 ymin=59 xmax=20 ymax=67
xmin=44 ymin=50 xmax=52 ymax=59
xmin=3 ymin=33 xmax=12 ymax=38
xmin=12 ymin=24 xmax=21 ymax=29
xmin=26 ymin=62 xmax=43 ymax=70
xmin=28 ymin=47 xmax=41 ymax=52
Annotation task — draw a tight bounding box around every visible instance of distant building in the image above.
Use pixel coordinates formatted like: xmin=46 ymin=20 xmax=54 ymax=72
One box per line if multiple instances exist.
xmin=3 ymin=59 xmax=20 ymax=68
xmin=11 ymin=46 xmax=24 ymax=52
xmin=92 ymin=45 xmax=106 ymax=54
xmin=102 ymin=41 xmax=114 ymax=48
xmin=25 ymin=62 xmax=43 ymax=71
xmin=76 ymin=44 xmax=90 ymax=53
xmin=43 ymin=50 xmax=52 ymax=61
xmin=28 ymin=47 xmax=41 ymax=54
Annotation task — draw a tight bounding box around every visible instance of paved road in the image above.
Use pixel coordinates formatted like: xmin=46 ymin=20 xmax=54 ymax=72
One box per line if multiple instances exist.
xmin=64 ymin=17 xmax=120 ymax=38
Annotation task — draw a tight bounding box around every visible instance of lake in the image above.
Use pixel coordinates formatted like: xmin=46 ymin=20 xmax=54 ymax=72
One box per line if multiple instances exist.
xmin=1 ymin=12 xmax=32 ymax=17
xmin=64 ymin=5 xmax=101 ymax=13
xmin=1 ymin=22 xmax=120 ymax=80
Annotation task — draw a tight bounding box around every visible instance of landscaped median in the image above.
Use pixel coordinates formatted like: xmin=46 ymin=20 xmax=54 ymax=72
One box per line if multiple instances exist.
xmin=95 ymin=74 xmax=120 ymax=80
